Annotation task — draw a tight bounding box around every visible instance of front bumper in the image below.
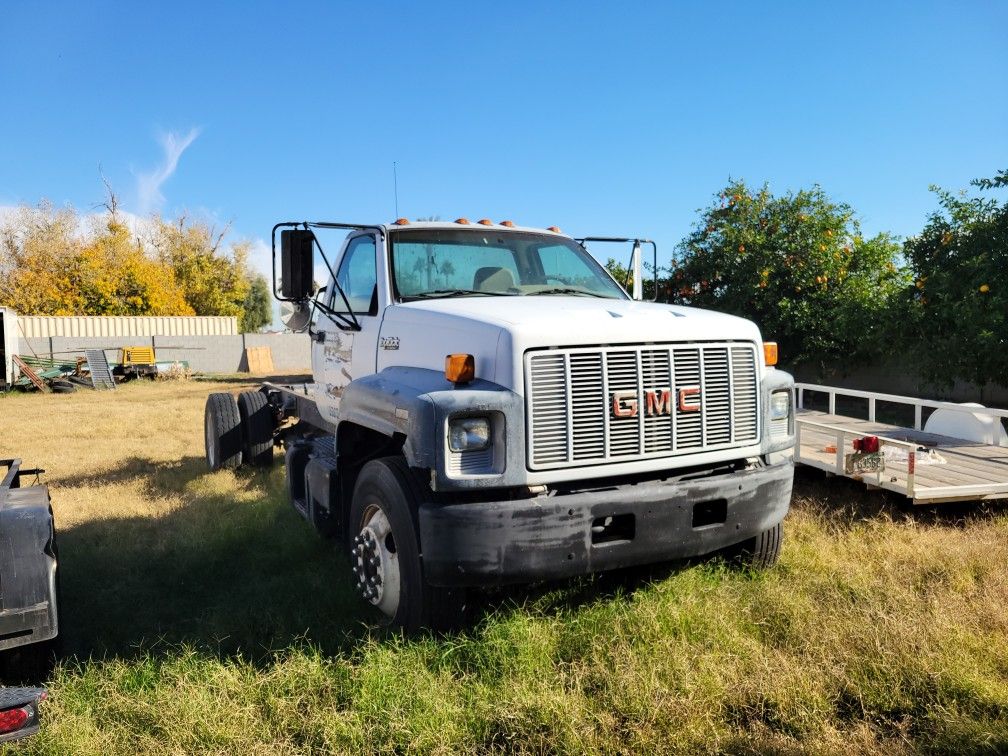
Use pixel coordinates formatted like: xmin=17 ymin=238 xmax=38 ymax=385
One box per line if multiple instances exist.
xmin=419 ymin=457 xmax=794 ymax=586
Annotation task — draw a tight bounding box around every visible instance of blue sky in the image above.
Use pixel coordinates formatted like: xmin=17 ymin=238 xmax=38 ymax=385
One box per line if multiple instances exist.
xmin=1 ymin=1 xmax=1005 ymax=277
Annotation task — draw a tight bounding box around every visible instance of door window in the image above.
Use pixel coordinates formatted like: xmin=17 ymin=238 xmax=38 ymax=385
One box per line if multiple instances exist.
xmin=332 ymin=235 xmax=377 ymax=316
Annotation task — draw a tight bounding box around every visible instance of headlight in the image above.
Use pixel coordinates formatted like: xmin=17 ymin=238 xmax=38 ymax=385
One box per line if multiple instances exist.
xmin=448 ymin=417 xmax=490 ymax=452
xmin=770 ymin=390 xmax=791 ymax=420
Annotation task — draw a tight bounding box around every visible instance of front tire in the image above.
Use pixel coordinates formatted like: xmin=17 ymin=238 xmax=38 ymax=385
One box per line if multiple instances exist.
xmin=348 ymin=457 xmax=464 ymax=632
xmin=731 ymin=521 xmax=783 ymax=569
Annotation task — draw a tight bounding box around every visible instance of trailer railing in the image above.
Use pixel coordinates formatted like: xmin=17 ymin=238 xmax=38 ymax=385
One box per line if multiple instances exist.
xmin=795 ymin=418 xmax=924 ymax=498
xmin=796 ymin=383 xmax=1008 ymax=446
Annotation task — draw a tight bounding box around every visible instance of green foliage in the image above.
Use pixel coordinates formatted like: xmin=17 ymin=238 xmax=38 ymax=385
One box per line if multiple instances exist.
xmin=240 ymin=273 xmax=273 ymax=332
xmin=152 ymin=219 xmax=251 ymax=320
xmin=668 ymin=180 xmax=907 ymax=370
xmin=604 ymin=256 xmax=658 ymax=299
xmin=903 ymin=174 xmax=1008 ymax=386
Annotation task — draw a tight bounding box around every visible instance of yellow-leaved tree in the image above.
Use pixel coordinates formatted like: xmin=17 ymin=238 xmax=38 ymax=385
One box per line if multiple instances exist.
xmin=0 ymin=200 xmax=259 ymax=327
xmin=0 ymin=202 xmax=84 ymax=314
xmin=151 ymin=216 xmax=252 ymax=322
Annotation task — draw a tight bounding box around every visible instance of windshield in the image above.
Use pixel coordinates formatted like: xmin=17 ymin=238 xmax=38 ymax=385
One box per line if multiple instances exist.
xmin=389 ymin=229 xmax=627 ymax=301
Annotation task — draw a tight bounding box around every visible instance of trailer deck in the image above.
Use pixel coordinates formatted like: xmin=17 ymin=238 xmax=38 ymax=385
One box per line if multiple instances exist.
xmin=796 ymin=384 xmax=1008 ymax=505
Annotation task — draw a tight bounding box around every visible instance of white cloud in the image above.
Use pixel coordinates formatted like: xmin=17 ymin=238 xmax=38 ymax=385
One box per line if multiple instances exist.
xmin=136 ymin=128 xmax=201 ymax=213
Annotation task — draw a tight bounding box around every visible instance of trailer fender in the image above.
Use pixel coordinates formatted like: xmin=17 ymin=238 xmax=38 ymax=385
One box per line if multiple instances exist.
xmin=0 ymin=480 xmax=58 ymax=652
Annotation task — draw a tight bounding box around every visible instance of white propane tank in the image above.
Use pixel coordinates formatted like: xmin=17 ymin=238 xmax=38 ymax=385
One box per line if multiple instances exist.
xmin=923 ymin=402 xmax=1008 ymax=446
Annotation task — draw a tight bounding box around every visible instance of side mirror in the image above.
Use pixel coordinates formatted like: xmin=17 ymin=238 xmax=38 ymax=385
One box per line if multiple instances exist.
xmin=279 ymin=301 xmax=312 ymax=332
xmin=280 ymin=229 xmax=315 ymax=300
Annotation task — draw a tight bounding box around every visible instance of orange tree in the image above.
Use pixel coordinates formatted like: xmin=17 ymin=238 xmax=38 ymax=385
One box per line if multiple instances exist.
xmin=902 ymin=171 xmax=1007 ymax=386
xmin=666 ymin=180 xmax=906 ymax=371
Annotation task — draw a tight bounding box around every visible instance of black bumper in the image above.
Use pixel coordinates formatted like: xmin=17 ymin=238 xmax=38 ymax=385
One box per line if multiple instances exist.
xmin=419 ymin=459 xmax=793 ymax=587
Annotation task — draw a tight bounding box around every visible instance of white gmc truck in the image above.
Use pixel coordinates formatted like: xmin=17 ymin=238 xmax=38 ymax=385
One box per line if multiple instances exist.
xmin=203 ymin=219 xmax=796 ymax=630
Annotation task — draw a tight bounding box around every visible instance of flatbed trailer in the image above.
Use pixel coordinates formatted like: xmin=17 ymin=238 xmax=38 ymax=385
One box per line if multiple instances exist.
xmin=796 ymin=383 xmax=1008 ymax=505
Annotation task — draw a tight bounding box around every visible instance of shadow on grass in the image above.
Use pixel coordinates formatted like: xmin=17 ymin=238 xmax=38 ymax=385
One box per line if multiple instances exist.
xmin=791 ymin=465 xmax=1007 ymax=530
xmin=56 ymin=454 xmax=1006 ymax=667
xmin=55 ymin=453 xmax=707 ymax=664
xmin=56 ymin=455 xmax=380 ymax=666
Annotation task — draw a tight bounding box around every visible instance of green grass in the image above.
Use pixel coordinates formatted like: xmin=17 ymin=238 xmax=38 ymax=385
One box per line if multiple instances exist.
xmin=2 ymin=380 xmax=1007 ymax=754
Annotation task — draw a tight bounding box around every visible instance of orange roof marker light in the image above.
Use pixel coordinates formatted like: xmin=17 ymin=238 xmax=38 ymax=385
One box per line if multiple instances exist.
xmin=393 ymin=217 xmax=410 ymax=225
xmin=547 ymin=226 xmax=562 ymax=233
xmin=499 ymin=220 xmax=515 ymax=227
xmin=445 ymin=353 xmax=475 ymax=384
xmin=454 ymin=217 xmax=471 ymax=225
xmin=763 ymin=342 xmax=778 ymax=366
xmin=477 ymin=218 xmax=494 ymax=226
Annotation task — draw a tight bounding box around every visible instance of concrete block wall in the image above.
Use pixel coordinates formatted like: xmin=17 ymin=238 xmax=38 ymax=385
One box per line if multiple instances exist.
xmin=20 ymin=334 xmax=310 ymax=375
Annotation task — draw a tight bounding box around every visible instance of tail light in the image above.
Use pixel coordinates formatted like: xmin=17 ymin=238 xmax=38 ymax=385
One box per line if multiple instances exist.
xmin=0 ymin=687 xmax=46 ymax=743
xmin=852 ymin=436 xmax=880 ymax=453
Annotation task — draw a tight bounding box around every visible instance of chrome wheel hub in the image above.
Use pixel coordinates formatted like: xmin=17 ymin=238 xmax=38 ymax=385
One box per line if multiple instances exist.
xmin=351 ymin=507 xmax=400 ymax=619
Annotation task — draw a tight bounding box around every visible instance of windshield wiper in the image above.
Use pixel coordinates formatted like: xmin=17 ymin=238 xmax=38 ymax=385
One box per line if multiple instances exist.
xmin=529 ymin=287 xmax=614 ymax=298
xmin=408 ymin=289 xmax=515 ymax=299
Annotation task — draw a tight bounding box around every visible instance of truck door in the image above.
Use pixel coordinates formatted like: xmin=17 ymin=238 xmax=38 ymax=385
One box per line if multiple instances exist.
xmin=311 ymin=232 xmax=381 ymax=422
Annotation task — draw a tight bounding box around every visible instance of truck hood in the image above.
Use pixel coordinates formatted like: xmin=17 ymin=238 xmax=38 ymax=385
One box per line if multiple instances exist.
xmin=378 ymin=296 xmax=765 ymax=392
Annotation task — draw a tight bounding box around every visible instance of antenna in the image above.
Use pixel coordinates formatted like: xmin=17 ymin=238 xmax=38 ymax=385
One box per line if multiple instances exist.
xmin=393 ymin=162 xmax=399 ymax=218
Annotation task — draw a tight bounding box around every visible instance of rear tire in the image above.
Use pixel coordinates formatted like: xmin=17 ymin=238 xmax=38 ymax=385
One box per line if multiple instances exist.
xmin=731 ymin=521 xmax=783 ymax=569
xmin=204 ymin=393 xmax=242 ymax=471
xmin=237 ymin=390 xmax=274 ymax=467
xmin=349 ymin=457 xmax=464 ymax=632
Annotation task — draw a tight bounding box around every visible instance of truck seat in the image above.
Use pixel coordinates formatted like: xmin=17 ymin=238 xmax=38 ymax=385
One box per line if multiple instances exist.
xmin=473 ymin=266 xmax=516 ymax=292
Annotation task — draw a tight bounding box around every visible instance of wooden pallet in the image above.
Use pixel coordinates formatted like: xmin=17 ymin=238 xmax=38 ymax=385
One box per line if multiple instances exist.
xmin=244 ymin=346 xmax=274 ymax=375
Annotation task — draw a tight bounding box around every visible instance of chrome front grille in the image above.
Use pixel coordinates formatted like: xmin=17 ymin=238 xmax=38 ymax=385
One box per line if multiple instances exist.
xmin=526 ymin=342 xmax=761 ymax=470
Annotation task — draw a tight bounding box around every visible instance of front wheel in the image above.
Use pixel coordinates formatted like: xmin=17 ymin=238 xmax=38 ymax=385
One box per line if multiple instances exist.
xmin=348 ymin=457 xmax=464 ymax=632
xmin=730 ymin=521 xmax=783 ymax=569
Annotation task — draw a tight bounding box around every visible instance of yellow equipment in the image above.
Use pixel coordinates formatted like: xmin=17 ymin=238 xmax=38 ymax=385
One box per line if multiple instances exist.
xmin=119 ymin=346 xmax=156 ymax=366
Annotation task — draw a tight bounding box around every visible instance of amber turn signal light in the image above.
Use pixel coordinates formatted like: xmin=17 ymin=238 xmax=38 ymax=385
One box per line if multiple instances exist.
xmin=499 ymin=220 xmax=515 ymax=227
xmin=477 ymin=218 xmax=494 ymax=226
xmin=547 ymin=225 xmax=561 ymax=233
xmin=454 ymin=217 xmax=471 ymax=225
xmin=445 ymin=353 xmax=475 ymax=384
xmin=393 ymin=217 xmax=410 ymax=225
xmin=763 ymin=342 xmax=778 ymax=366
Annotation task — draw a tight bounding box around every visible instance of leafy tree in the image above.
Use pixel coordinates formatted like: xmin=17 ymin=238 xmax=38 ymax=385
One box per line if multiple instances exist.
xmin=0 ymin=202 xmax=82 ymax=313
xmin=152 ymin=217 xmax=251 ymax=321
xmin=241 ymin=273 xmax=273 ymax=332
xmin=0 ymin=202 xmax=191 ymax=315
xmin=0 ymin=198 xmax=260 ymax=324
xmin=902 ymin=171 xmax=1008 ymax=386
xmin=668 ymin=180 xmax=906 ymax=371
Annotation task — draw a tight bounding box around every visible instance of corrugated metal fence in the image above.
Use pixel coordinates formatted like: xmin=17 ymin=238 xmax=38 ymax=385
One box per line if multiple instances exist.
xmin=17 ymin=315 xmax=238 ymax=338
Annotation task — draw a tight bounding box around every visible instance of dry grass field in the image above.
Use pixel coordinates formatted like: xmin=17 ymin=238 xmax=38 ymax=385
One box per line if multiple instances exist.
xmin=1 ymin=378 xmax=1007 ymax=754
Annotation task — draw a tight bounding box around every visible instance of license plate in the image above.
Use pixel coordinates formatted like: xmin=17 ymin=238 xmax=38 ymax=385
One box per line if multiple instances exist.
xmin=845 ymin=452 xmax=884 ymax=475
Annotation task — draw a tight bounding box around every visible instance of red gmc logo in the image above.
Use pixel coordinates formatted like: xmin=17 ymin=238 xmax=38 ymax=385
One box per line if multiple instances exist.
xmin=612 ymin=387 xmax=701 ymax=418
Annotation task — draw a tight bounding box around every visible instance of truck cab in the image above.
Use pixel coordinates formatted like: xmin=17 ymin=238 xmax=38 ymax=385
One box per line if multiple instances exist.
xmin=204 ymin=219 xmax=796 ymax=631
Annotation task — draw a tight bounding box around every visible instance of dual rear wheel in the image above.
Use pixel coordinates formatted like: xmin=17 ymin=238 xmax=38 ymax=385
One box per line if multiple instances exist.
xmin=204 ymin=391 xmax=274 ymax=471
